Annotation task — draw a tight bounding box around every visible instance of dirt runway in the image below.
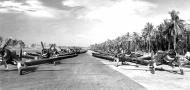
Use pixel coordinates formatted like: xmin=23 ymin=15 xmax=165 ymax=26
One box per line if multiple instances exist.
xmin=0 ymin=52 xmax=146 ymax=90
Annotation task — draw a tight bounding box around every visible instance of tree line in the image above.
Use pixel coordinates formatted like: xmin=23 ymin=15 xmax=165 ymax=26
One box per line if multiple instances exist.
xmin=90 ymin=10 xmax=190 ymax=55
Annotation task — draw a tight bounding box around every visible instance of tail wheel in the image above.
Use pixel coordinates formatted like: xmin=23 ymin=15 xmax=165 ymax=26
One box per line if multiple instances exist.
xmin=180 ymin=69 xmax=184 ymax=75
xmin=149 ymin=61 xmax=156 ymax=74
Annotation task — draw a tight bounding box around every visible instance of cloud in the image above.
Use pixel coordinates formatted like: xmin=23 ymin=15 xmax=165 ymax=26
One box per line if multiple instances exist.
xmin=1 ymin=0 xmax=189 ymax=46
xmin=63 ymin=0 xmax=81 ymax=7
xmin=178 ymin=8 xmax=190 ymax=23
xmin=75 ymin=0 xmax=157 ymax=43
xmin=0 ymin=8 xmax=8 ymax=13
xmin=0 ymin=0 xmax=56 ymax=18
xmin=60 ymin=0 xmax=159 ymax=43
xmin=69 ymin=0 xmax=190 ymax=44
xmin=62 ymin=0 xmax=117 ymax=9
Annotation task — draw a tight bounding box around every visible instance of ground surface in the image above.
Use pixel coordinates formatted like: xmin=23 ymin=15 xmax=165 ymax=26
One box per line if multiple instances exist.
xmin=90 ymin=51 xmax=190 ymax=90
xmin=0 ymin=51 xmax=146 ymax=90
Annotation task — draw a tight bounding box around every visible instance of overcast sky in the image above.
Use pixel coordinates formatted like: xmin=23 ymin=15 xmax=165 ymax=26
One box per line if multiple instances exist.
xmin=0 ymin=0 xmax=190 ymax=46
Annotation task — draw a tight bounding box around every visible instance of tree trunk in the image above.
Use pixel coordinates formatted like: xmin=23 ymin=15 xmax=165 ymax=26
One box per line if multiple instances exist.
xmin=174 ymin=21 xmax=177 ymax=50
xmin=135 ymin=42 xmax=137 ymax=52
xmin=174 ymin=34 xmax=176 ymax=50
xmin=149 ymin=38 xmax=151 ymax=53
xmin=128 ymin=41 xmax=130 ymax=51
xmin=168 ymin=41 xmax=170 ymax=50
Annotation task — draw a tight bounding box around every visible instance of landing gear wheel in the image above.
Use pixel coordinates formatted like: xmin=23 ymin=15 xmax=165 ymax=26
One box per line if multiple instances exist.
xmin=18 ymin=68 xmax=22 ymax=75
xmin=115 ymin=61 xmax=119 ymax=67
xmin=115 ymin=58 xmax=119 ymax=67
xmin=150 ymin=67 xmax=155 ymax=74
xmin=17 ymin=62 xmax=22 ymax=75
xmin=149 ymin=60 xmax=156 ymax=74
xmin=180 ymin=69 xmax=184 ymax=75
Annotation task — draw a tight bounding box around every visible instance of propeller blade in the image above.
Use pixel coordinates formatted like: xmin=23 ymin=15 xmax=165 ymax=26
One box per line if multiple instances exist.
xmin=2 ymin=39 xmax=11 ymax=50
xmin=20 ymin=48 xmax=22 ymax=60
xmin=54 ymin=44 xmax=56 ymax=49
xmin=49 ymin=44 xmax=53 ymax=49
xmin=41 ymin=41 xmax=45 ymax=50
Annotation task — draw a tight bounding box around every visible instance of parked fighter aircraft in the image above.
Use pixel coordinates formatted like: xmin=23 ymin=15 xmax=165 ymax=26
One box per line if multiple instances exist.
xmin=0 ymin=39 xmax=25 ymax=75
xmin=26 ymin=42 xmax=54 ymax=59
xmin=0 ymin=40 xmax=78 ymax=75
xmin=149 ymin=50 xmax=186 ymax=75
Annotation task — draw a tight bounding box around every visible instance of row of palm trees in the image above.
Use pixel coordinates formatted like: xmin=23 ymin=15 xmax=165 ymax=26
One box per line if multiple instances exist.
xmin=90 ymin=10 xmax=190 ymax=55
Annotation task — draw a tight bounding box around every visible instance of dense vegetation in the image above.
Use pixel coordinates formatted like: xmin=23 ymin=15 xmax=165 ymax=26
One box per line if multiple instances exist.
xmin=90 ymin=10 xmax=190 ymax=55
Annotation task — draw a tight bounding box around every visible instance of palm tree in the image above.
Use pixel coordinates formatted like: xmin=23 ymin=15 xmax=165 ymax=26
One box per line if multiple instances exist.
xmin=90 ymin=10 xmax=187 ymax=55
xmin=125 ymin=32 xmax=131 ymax=51
xmin=142 ymin=22 xmax=154 ymax=53
xmin=162 ymin=19 xmax=173 ymax=50
xmin=166 ymin=10 xmax=185 ymax=51
xmin=156 ymin=23 xmax=165 ymax=50
xmin=132 ymin=32 xmax=140 ymax=52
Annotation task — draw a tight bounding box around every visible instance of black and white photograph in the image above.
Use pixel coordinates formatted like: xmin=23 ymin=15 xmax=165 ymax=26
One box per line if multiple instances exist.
xmin=0 ymin=0 xmax=190 ymax=90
